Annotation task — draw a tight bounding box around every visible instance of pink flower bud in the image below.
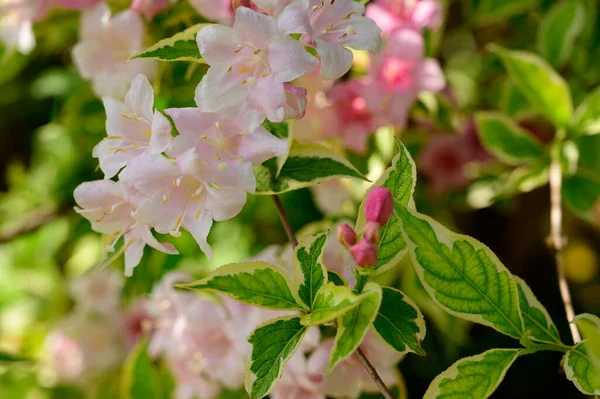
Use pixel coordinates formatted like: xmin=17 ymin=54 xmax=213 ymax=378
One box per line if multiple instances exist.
xmin=362 ymin=221 xmax=380 ymax=243
xmin=337 ymin=223 xmax=358 ymax=249
xmin=365 ymin=187 xmax=393 ymax=225
xmin=349 ymin=238 xmax=378 ymax=268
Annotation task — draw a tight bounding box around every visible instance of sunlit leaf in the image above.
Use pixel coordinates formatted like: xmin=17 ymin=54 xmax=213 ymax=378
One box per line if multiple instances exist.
xmin=538 ymin=0 xmax=586 ymax=68
xmin=131 ymin=24 xmax=207 ymax=62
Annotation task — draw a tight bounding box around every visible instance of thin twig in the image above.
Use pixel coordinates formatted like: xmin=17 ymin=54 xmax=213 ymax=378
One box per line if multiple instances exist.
xmin=549 ymin=145 xmax=581 ymax=344
xmin=271 ymin=195 xmax=394 ymax=398
xmin=271 ymin=195 xmax=298 ymax=248
xmin=356 ymin=348 xmax=394 ymax=399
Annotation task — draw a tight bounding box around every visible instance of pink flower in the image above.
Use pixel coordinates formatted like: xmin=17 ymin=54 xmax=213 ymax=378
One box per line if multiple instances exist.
xmin=349 ymin=237 xmax=378 ymax=268
xmin=73 ymin=179 xmax=178 ymax=276
xmin=94 ymin=74 xmax=172 ymax=179
xmin=70 ymin=269 xmax=123 ymax=315
xmin=365 ymin=187 xmax=393 ymax=225
xmin=131 ymin=0 xmax=169 ymax=20
xmin=323 ymin=79 xmax=378 ymax=153
xmin=45 ymin=332 xmax=85 ymax=382
xmin=0 ymin=0 xmax=48 ymax=54
xmin=189 ymin=0 xmax=234 ymax=25
xmin=309 ymin=333 xmax=402 ymax=398
xmin=301 ymin=0 xmax=383 ymax=80
xmin=293 ymin=67 xmax=335 ymax=143
xmin=72 ymin=3 xmax=157 ymax=98
xmin=165 ymin=102 xmax=288 ymax=183
xmin=368 ymin=28 xmax=444 ymax=127
xmin=195 ymin=6 xmax=318 ymax=121
xmin=419 ymin=134 xmax=469 ymax=194
xmin=366 ymin=0 xmax=441 ymax=36
xmin=271 ymin=351 xmax=326 ymax=399
xmin=283 ymin=83 xmax=308 ymax=120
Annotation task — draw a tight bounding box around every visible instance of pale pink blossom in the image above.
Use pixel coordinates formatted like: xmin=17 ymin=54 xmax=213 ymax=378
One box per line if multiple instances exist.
xmin=283 ymin=83 xmax=308 ymax=120
xmin=323 ymin=79 xmax=378 ymax=153
xmin=366 ymin=0 xmax=441 ymax=36
xmin=131 ymin=0 xmax=168 ymax=20
xmin=121 ymin=300 xmax=153 ymax=349
xmin=94 ymin=74 xmax=172 ymax=178
xmin=195 ymin=6 xmax=318 ymax=121
xmin=293 ymin=68 xmax=335 ymax=143
xmin=271 ymin=350 xmax=326 ymax=399
xmin=189 ymin=0 xmax=234 ymax=25
xmin=309 ymin=333 xmax=402 ymax=398
xmin=349 ymin=237 xmax=378 ymax=268
xmin=300 ymin=0 xmax=383 ymax=80
xmin=70 ymin=269 xmax=123 ymax=315
xmin=45 ymin=332 xmax=85 ymax=382
xmin=165 ymin=102 xmax=287 ymax=186
xmin=368 ymin=28 xmax=444 ymax=127
xmin=419 ymin=134 xmax=469 ymax=194
xmin=0 ymin=0 xmax=47 ymax=54
xmin=337 ymin=223 xmax=357 ymax=249
xmin=73 ymin=179 xmax=178 ymax=276
xmin=72 ymin=3 xmax=157 ymax=98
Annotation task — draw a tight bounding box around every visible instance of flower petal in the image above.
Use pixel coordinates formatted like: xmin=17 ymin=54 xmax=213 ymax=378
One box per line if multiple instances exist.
xmin=246 ymin=75 xmax=286 ymax=122
xmin=268 ymin=34 xmax=318 ymax=83
xmin=195 ymin=67 xmax=248 ymax=112
xmin=125 ymin=74 xmax=154 ymax=122
xmin=205 ymin=185 xmax=247 ymax=221
xmin=316 ymin=40 xmax=353 ymax=80
xmin=239 ymin=126 xmax=288 ymax=165
xmin=196 ymin=24 xmax=243 ymax=67
xmin=150 ymin=111 xmax=172 ymax=154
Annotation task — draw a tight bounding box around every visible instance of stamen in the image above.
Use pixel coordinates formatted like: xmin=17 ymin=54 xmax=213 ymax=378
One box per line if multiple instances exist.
xmin=247 ymin=77 xmax=257 ymax=86
xmin=161 ymin=193 xmax=170 ymax=204
xmin=215 ymin=121 xmax=221 ymax=129
xmin=201 ymin=135 xmax=208 ymax=140
xmin=218 ymin=162 xmax=228 ymax=172
xmin=240 ymin=130 xmax=248 ymax=135
xmin=234 ymin=45 xmax=243 ymax=53
xmin=226 ymin=66 xmax=232 ymax=72
xmin=173 ymin=177 xmax=182 ymax=188
xmin=114 ymin=148 xmax=126 ymax=154
xmin=104 ymin=135 xmax=121 ymax=140
xmin=343 ymin=11 xmax=357 ymax=20
xmin=238 ymin=155 xmax=244 ymax=164
xmin=253 ymin=48 xmax=262 ymax=55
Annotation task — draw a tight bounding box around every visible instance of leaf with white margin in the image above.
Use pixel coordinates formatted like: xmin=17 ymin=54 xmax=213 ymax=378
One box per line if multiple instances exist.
xmin=245 ymin=316 xmax=308 ymax=399
xmin=575 ymin=313 xmax=600 ymax=361
xmin=355 ymin=139 xmax=416 ymax=275
xmin=564 ymin=342 xmax=600 ymax=395
xmin=424 ymin=348 xmax=523 ymax=399
xmin=328 ymin=282 xmax=382 ymax=371
xmin=395 ymin=202 xmax=525 ymax=339
xmin=293 ymin=232 xmax=328 ymax=308
xmin=372 ymin=286 xmax=427 ymax=356
xmin=131 ymin=24 xmax=207 ymax=62
xmin=178 ymin=261 xmax=304 ymax=310
xmin=574 ymin=87 xmax=600 ymax=136
xmin=490 ymin=45 xmax=572 ymax=128
xmin=515 ymin=276 xmax=563 ymax=345
xmin=254 ymin=141 xmax=368 ymax=195
xmin=301 ymin=283 xmax=362 ymax=326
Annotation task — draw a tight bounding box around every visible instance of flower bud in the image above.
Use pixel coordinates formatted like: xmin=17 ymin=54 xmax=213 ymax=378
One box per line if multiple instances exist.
xmin=349 ymin=238 xmax=378 ymax=268
xmin=365 ymin=187 xmax=393 ymax=225
xmin=337 ymin=223 xmax=358 ymax=249
xmin=362 ymin=221 xmax=380 ymax=243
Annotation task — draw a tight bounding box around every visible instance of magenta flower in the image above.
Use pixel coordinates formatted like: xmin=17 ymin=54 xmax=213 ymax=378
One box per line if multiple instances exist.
xmin=195 ymin=6 xmax=318 ymax=121
xmin=349 ymin=237 xmax=378 ymax=268
xmin=94 ymin=74 xmax=172 ymax=179
xmin=365 ymin=187 xmax=393 ymax=226
xmin=337 ymin=223 xmax=358 ymax=250
xmin=419 ymin=135 xmax=470 ymax=194
xmin=366 ymin=0 xmax=441 ymax=36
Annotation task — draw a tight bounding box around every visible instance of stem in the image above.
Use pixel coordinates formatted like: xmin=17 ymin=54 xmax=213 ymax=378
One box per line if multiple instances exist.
xmin=271 ymin=195 xmax=393 ymax=398
xmin=549 ymin=140 xmax=581 ymax=344
xmin=271 ymin=196 xmax=298 ymax=248
xmin=356 ymin=348 xmax=394 ymax=399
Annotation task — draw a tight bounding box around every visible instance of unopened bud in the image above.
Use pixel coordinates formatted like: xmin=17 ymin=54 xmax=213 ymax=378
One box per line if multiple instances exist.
xmin=365 ymin=187 xmax=393 ymax=225
xmin=337 ymin=223 xmax=357 ymax=249
xmin=362 ymin=221 xmax=380 ymax=243
xmin=349 ymin=238 xmax=378 ymax=268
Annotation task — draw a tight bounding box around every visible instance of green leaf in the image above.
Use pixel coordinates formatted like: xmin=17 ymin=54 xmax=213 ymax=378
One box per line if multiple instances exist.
xmin=0 ymin=351 xmax=31 ymax=363
xmin=538 ymin=0 xmax=586 ymax=68
xmin=424 ymin=349 xmax=523 ymax=399
xmin=501 ymin=81 xmax=536 ymax=119
xmin=564 ymin=342 xmax=600 ymax=395
xmin=179 ymin=262 xmax=304 ymax=310
xmin=563 ymin=173 xmax=600 ymax=213
xmin=121 ymin=340 xmax=162 ymax=399
xmin=255 ymin=141 xmax=367 ymax=195
xmin=372 ymin=287 xmax=427 ymax=356
xmin=475 ymin=112 xmax=545 ymax=165
xmin=246 ymin=316 xmax=308 ymax=399
xmin=514 ymin=277 xmax=563 ymax=345
xmin=473 ymin=0 xmax=539 ymax=25
xmin=355 ymin=140 xmax=416 ymax=275
xmin=327 ymin=271 xmax=347 ymax=286
xmin=131 ymin=24 xmax=207 ymax=62
xmin=328 ymin=282 xmax=382 ymax=371
xmin=575 ymin=314 xmax=600 ymax=361
xmin=395 ymin=203 xmax=524 ymax=339
xmin=301 ymin=283 xmax=362 ymax=326
xmin=491 ymin=46 xmax=573 ymax=128
xmin=574 ymin=87 xmax=600 ymax=136
xmin=293 ymin=232 xmax=328 ymax=308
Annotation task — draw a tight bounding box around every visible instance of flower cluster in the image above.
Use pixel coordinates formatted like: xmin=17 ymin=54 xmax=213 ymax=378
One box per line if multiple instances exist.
xmin=295 ymin=0 xmax=445 ymax=153
xmin=339 ymin=187 xmax=393 ymax=267
xmin=73 ymin=0 xmax=384 ymax=276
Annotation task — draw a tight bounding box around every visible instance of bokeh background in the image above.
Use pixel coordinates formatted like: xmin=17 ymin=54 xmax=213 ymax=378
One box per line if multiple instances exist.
xmin=1 ymin=0 xmax=599 ymax=398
